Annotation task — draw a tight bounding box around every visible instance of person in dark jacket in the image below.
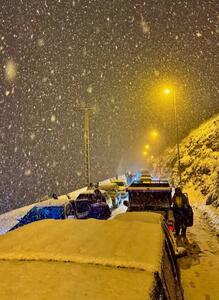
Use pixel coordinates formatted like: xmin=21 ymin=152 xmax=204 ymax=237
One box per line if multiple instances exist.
xmin=172 ymin=187 xmax=189 ymax=239
xmin=94 ymin=189 xmax=111 ymax=219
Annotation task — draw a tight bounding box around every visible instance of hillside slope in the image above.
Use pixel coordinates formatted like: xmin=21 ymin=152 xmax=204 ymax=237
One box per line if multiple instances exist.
xmin=154 ymin=114 xmax=219 ymax=215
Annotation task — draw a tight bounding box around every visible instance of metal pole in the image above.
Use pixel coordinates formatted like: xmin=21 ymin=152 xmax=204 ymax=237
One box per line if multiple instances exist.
xmin=173 ymin=88 xmax=182 ymax=186
xmin=84 ymin=109 xmax=90 ymax=186
xmin=74 ymin=106 xmax=94 ymax=187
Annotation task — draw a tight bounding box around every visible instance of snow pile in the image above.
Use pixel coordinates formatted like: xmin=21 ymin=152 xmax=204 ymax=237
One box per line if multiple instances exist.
xmin=193 ymin=203 xmax=219 ymax=234
xmin=154 ymin=114 xmax=219 ymax=231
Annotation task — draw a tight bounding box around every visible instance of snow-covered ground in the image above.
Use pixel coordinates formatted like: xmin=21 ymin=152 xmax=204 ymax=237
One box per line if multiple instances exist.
xmin=178 ymin=208 xmax=219 ymax=300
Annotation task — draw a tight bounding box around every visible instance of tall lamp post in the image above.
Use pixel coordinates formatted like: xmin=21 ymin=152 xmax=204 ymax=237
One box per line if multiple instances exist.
xmin=164 ymin=87 xmax=182 ymax=186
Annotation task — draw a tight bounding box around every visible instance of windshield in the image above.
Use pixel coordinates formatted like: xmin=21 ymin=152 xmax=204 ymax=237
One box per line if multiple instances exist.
xmin=77 ymin=193 xmax=96 ymax=201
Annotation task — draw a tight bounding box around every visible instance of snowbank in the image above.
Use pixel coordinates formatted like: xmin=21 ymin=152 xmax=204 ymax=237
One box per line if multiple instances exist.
xmin=194 ymin=203 xmax=219 ymax=235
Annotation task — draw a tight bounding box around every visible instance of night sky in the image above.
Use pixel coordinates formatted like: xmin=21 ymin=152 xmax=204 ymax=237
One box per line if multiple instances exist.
xmin=0 ymin=0 xmax=218 ymax=213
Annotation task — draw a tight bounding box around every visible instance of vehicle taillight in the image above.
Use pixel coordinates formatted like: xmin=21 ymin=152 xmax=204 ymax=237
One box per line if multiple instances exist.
xmin=167 ymin=220 xmax=174 ymax=232
xmin=168 ymin=225 xmax=174 ymax=232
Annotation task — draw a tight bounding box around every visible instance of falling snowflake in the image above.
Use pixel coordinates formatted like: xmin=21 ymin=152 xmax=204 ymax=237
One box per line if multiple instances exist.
xmin=87 ymin=85 xmax=93 ymax=93
xmin=51 ymin=114 xmax=56 ymax=122
xmin=5 ymin=59 xmax=17 ymax=81
xmin=76 ymin=171 xmax=82 ymax=177
xmin=24 ymin=169 xmax=31 ymax=176
xmin=38 ymin=38 xmax=45 ymax=47
xmin=30 ymin=133 xmax=36 ymax=140
xmin=140 ymin=16 xmax=150 ymax=34
xmin=196 ymin=32 xmax=202 ymax=37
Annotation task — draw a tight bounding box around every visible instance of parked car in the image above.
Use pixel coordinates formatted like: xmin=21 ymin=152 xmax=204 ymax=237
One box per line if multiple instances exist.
xmin=9 ymin=205 xmax=65 ymax=231
xmin=0 ymin=212 xmax=184 ymax=299
xmin=65 ymin=189 xmax=111 ymax=220
xmin=111 ymin=178 xmax=127 ymax=198
xmin=114 ymin=211 xmax=184 ymax=299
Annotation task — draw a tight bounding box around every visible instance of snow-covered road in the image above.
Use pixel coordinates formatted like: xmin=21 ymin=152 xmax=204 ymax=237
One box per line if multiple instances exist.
xmin=178 ymin=208 xmax=219 ymax=300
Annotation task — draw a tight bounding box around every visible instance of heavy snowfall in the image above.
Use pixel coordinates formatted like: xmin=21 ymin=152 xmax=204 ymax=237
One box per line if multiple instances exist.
xmin=0 ymin=0 xmax=218 ymax=299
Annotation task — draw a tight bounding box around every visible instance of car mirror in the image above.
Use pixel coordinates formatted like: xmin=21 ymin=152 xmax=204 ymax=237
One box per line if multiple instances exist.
xmin=123 ymin=200 xmax=129 ymax=207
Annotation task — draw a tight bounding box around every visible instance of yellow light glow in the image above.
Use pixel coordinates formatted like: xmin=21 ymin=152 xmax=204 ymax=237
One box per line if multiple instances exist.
xmin=144 ymin=144 xmax=150 ymax=150
xmin=164 ymin=88 xmax=171 ymax=95
xmin=143 ymin=151 xmax=148 ymax=156
xmin=151 ymin=131 xmax=158 ymax=138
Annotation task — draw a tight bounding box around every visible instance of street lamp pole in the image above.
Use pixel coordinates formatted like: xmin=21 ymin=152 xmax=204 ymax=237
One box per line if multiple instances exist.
xmin=172 ymin=87 xmax=182 ymax=186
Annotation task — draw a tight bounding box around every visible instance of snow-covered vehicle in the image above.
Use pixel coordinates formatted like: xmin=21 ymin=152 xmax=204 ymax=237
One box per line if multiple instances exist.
xmin=125 ymin=179 xmax=174 ymax=231
xmin=65 ymin=189 xmax=111 ymax=220
xmin=98 ymin=183 xmax=121 ymax=207
xmin=0 ymin=212 xmax=184 ymax=299
xmin=9 ymin=205 xmax=65 ymax=231
xmin=110 ymin=178 xmax=127 ymax=198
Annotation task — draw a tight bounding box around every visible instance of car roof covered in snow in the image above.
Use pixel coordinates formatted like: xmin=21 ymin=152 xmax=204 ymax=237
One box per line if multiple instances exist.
xmin=99 ymin=182 xmax=118 ymax=189
xmin=114 ymin=211 xmax=164 ymax=224
xmin=78 ymin=189 xmax=106 ymax=195
xmin=127 ymin=180 xmax=171 ymax=191
xmin=0 ymin=218 xmax=164 ymax=300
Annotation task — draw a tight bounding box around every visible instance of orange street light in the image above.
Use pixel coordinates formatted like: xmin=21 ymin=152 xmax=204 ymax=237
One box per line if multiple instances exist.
xmin=151 ymin=130 xmax=158 ymax=138
xmin=163 ymin=85 xmax=182 ymax=186
xmin=164 ymin=88 xmax=171 ymax=95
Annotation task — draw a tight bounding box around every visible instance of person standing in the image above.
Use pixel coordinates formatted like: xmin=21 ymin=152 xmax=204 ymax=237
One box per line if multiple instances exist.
xmin=172 ymin=187 xmax=189 ymax=239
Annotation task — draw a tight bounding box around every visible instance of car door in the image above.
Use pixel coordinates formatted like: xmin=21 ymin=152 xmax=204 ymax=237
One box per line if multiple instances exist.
xmin=161 ymin=240 xmax=184 ymax=300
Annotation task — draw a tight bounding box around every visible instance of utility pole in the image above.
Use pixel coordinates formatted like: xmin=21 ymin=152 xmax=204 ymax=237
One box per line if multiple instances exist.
xmin=74 ymin=106 xmax=95 ymax=187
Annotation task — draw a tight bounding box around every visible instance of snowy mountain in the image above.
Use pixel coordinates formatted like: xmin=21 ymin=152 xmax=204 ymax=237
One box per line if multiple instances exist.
xmin=154 ymin=114 xmax=219 ymax=211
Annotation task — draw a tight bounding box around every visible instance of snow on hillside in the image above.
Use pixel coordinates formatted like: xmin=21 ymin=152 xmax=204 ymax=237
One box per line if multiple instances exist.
xmin=153 ymin=114 xmax=219 ymax=232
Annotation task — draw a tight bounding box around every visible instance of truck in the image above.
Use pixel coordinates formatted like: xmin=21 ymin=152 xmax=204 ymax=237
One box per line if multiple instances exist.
xmin=124 ymin=179 xmax=174 ymax=232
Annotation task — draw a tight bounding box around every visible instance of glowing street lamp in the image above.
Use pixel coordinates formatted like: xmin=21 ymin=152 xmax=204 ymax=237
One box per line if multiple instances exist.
xmin=163 ymin=86 xmax=182 ymax=186
xmin=151 ymin=130 xmax=158 ymax=139
xmin=164 ymin=88 xmax=171 ymax=95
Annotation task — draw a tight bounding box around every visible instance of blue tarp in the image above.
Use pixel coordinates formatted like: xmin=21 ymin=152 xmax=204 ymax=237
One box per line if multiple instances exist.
xmin=10 ymin=205 xmax=65 ymax=231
